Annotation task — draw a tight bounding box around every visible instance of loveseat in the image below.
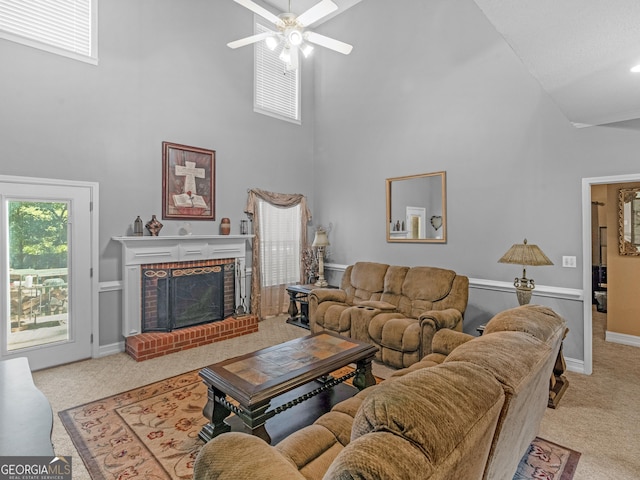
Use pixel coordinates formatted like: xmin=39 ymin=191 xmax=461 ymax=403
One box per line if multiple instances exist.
xmin=193 ymin=305 xmax=567 ymax=480
xmin=308 ymin=262 xmax=469 ymax=368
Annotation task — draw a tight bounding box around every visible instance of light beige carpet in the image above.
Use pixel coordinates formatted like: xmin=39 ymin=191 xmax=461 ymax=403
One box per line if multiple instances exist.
xmin=33 ymin=310 xmax=638 ymax=479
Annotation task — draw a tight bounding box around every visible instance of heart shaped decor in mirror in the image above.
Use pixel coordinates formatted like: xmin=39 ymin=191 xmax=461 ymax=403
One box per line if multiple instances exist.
xmin=430 ymin=215 xmax=443 ymax=231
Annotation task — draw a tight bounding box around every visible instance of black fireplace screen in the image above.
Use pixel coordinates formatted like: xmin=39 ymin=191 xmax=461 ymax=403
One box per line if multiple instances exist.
xmin=142 ymin=264 xmax=233 ymax=332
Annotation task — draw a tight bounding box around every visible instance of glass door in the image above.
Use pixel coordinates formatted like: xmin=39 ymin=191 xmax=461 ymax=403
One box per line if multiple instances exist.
xmin=1 ymin=180 xmax=94 ymax=370
xmin=8 ymin=200 xmax=70 ymax=351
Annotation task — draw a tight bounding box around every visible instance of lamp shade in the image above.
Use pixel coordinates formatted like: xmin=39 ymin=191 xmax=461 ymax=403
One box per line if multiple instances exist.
xmin=498 ymin=239 xmax=553 ymax=266
xmin=312 ymin=229 xmax=330 ymax=247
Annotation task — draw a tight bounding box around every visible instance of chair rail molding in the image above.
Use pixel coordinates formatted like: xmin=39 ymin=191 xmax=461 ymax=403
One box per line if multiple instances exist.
xmin=325 ymin=264 xmax=583 ymax=302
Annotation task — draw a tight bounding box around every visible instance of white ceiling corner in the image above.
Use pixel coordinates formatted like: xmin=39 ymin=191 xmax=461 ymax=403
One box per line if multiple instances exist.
xmin=473 ymin=0 xmax=640 ymax=127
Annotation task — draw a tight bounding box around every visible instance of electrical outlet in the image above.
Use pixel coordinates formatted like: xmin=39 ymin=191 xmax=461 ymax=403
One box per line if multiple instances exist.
xmin=562 ymin=256 xmax=577 ymax=268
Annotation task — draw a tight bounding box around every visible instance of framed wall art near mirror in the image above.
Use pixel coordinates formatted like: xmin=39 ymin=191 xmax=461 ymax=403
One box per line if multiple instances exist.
xmin=618 ymin=187 xmax=640 ymax=255
xmin=386 ymin=171 xmax=446 ymax=243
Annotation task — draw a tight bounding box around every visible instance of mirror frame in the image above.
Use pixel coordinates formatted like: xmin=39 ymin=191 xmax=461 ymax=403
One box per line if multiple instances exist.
xmin=386 ymin=171 xmax=447 ymax=243
xmin=618 ymin=187 xmax=640 ymax=255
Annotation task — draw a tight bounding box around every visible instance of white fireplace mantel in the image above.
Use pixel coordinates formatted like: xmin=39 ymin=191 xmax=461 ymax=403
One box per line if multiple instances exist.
xmin=113 ymin=235 xmax=252 ymax=336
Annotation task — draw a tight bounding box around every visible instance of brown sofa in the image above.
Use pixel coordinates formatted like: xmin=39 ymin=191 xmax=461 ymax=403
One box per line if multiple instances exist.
xmin=308 ymin=262 xmax=469 ymax=368
xmin=193 ymin=305 xmax=567 ymax=480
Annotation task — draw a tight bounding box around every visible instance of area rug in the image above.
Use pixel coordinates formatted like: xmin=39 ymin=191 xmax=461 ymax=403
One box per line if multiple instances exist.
xmin=60 ymin=370 xmax=580 ymax=480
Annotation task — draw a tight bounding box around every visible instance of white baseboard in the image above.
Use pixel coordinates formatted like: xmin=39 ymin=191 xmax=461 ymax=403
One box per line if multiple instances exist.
xmin=98 ymin=342 xmax=125 ymax=357
xmin=565 ymin=356 xmax=585 ymax=374
xmin=605 ymin=331 xmax=640 ymax=348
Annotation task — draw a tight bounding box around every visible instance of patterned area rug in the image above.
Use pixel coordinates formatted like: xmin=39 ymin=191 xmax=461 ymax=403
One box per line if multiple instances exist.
xmin=59 ymin=370 xmax=580 ymax=480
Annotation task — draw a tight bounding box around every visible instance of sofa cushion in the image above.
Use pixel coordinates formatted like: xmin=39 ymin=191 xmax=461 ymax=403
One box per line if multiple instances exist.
xmin=396 ymin=266 xmax=457 ymax=317
xmin=483 ymin=304 xmax=565 ymax=343
xmin=443 ymin=331 xmax=551 ymax=394
xmin=351 ymin=362 xmax=505 ymax=462
xmin=320 ymin=305 xmax=354 ymax=334
xmin=378 ymin=265 xmax=410 ymax=307
xmin=344 ymin=262 xmax=388 ymax=305
xmin=368 ymin=315 xmax=420 ymax=351
xmin=324 ymin=431 xmax=435 ymax=480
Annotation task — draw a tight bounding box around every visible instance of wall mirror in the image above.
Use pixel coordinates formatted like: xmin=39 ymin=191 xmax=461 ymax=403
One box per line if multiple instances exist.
xmin=618 ymin=187 xmax=640 ymax=255
xmin=386 ymin=171 xmax=446 ymax=243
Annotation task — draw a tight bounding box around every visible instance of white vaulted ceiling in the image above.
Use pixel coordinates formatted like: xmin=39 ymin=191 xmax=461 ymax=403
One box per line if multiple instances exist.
xmin=473 ymin=0 xmax=640 ymax=127
xmin=260 ymin=0 xmax=640 ymax=127
xmin=262 ymin=0 xmax=361 ymax=25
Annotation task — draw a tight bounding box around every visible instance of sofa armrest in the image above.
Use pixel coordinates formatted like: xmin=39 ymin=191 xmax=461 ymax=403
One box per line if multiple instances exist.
xmin=431 ymin=329 xmax=475 ymax=356
xmin=193 ymin=433 xmax=305 ymax=480
xmin=417 ymin=308 xmax=464 ymax=358
xmin=310 ymin=288 xmax=347 ymax=304
xmin=419 ymin=308 xmax=463 ymax=330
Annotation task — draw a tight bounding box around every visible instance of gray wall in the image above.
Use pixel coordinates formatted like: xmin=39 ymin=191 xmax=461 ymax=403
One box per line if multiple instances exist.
xmin=3 ymin=0 xmax=640 ymax=365
xmin=0 ymin=0 xmax=315 ymax=346
xmin=312 ymin=0 xmax=640 ymax=365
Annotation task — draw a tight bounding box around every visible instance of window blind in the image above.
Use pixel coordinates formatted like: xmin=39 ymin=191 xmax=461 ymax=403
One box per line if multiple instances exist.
xmin=254 ymin=21 xmax=300 ymax=123
xmin=0 ymin=0 xmax=97 ymax=63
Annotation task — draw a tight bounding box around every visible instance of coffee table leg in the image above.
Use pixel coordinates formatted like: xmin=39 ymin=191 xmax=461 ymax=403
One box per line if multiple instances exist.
xmin=352 ymin=357 xmax=376 ymax=390
xmin=239 ymin=403 xmax=272 ymax=444
xmin=199 ymin=385 xmax=232 ymax=442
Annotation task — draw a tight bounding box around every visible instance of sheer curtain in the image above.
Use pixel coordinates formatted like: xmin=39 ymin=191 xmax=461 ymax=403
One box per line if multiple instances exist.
xmin=245 ymin=189 xmax=311 ymax=318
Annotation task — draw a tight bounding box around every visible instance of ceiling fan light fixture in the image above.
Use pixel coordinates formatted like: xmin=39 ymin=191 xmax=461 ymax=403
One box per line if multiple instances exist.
xmin=265 ymin=35 xmax=279 ymax=50
xmin=301 ymin=43 xmax=314 ymax=58
xmin=287 ymin=28 xmax=303 ymax=46
xmin=279 ymin=46 xmax=292 ymax=63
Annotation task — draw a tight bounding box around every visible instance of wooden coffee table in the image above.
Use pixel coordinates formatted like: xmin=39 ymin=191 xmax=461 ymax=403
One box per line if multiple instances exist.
xmin=198 ymin=331 xmax=378 ymax=444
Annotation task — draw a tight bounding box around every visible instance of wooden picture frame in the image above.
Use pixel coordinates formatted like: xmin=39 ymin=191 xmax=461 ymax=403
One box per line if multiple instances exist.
xmin=162 ymin=142 xmax=215 ymax=220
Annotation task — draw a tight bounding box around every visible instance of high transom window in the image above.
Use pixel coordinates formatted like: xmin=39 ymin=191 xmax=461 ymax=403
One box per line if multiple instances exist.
xmin=0 ymin=0 xmax=98 ymax=64
xmin=254 ymin=20 xmax=300 ymax=124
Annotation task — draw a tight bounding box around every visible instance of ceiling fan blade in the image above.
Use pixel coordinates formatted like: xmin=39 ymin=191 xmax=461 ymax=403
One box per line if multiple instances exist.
xmin=233 ymin=0 xmax=283 ymax=27
xmin=296 ymin=0 xmax=338 ymax=27
xmin=305 ymin=31 xmax=353 ymax=55
xmin=227 ymin=31 xmax=276 ymax=49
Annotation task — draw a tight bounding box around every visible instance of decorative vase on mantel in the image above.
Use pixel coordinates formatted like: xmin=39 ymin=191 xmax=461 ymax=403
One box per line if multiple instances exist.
xmin=145 ymin=215 xmax=163 ymax=236
xmin=220 ymin=217 xmax=231 ymax=235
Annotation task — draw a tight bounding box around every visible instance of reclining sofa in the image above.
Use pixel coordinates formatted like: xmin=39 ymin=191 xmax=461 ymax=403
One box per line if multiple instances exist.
xmin=308 ymin=262 xmax=469 ymax=368
xmin=193 ymin=305 xmax=567 ymax=480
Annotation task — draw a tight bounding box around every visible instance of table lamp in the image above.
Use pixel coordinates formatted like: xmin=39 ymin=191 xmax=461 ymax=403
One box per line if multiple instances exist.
xmin=498 ymin=238 xmax=553 ymax=305
xmin=312 ymin=228 xmax=330 ymax=287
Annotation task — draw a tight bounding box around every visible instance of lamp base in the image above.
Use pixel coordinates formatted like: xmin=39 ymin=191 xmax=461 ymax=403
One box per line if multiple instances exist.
xmin=515 ymin=287 xmax=533 ymax=305
xmin=314 ymin=277 xmax=328 ymax=287
xmin=514 ymin=276 xmax=535 ymax=305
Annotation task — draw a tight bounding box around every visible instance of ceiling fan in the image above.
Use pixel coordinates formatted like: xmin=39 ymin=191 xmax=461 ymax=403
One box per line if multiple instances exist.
xmin=227 ymin=0 xmax=353 ymax=70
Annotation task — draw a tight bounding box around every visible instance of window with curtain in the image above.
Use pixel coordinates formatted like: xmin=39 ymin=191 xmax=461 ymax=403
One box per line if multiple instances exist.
xmin=245 ymin=189 xmax=310 ymax=319
xmin=258 ymin=200 xmax=301 ymax=287
xmin=0 ymin=0 xmax=98 ymax=64
xmin=257 ymin=200 xmax=302 ymax=317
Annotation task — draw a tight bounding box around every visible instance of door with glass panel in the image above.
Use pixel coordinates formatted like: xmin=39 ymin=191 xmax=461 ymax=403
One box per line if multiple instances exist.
xmin=1 ymin=180 xmax=94 ymax=370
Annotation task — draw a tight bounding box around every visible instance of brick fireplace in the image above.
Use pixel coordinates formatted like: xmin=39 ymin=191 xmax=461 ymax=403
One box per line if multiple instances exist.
xmin=141 ymin=259 xmax=235 ymax=332
xmin=114 ymin=235 xmax=254 ymax=361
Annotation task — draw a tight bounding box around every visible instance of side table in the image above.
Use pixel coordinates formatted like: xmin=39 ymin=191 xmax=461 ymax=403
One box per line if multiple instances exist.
xmin=286 ymin=284 xmax=335 ymax=330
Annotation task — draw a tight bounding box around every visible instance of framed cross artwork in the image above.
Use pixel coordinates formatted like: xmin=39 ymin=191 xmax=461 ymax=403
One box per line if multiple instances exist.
xmin=162 ymin=142 xmax=215 ymax=220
